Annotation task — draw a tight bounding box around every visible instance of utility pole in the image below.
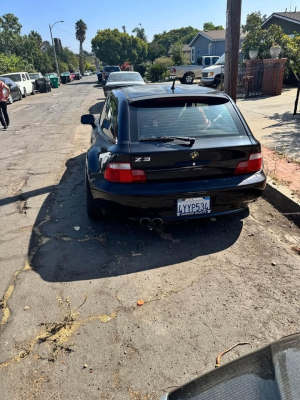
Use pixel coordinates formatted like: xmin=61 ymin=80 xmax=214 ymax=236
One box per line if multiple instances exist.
xmin=49 ymin=21 xmax=64 ymax=78
xmin=224 ymin=0 xmax=242 ymax=102
xmin=122 ymin=25 xmax=126 ymax=33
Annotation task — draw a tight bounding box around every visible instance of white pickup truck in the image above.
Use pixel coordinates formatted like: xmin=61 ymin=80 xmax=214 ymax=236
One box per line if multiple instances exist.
xmin=170 ymin=55 xmax=220 ymax=84
xmin=201 ymin=53 xmax=225 ymax=87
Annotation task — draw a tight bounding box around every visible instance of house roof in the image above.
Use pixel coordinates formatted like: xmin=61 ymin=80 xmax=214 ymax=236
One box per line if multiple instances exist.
xmin=189 ymin=30 xmax=246 ymax=46
xmin=262 ymin=11 xmax=300 ymax=26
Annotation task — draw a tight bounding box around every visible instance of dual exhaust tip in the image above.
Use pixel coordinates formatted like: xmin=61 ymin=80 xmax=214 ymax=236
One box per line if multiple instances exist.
xmin=140 ymin=218 xmax=163 ymax=230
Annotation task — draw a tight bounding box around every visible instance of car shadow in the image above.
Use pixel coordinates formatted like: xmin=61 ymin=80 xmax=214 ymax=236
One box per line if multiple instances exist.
xmin=27 ymin=153 xmax=247 ymax=283
xmin=89 ymin=101 xmax=105 ymax=114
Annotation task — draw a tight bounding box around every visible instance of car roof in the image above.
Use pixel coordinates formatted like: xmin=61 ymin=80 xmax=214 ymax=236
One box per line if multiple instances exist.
xmin=119 ymin=84 xmax=223 ymax=100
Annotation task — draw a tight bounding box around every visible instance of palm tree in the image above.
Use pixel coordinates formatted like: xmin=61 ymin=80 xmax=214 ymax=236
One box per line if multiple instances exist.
xmin=29 ymin=30 xmax=43 ymax=48
xmin=132 ymin=24 xmax=147 ymax=42
xmin=75 ymin=19 xmax=87 ymax=75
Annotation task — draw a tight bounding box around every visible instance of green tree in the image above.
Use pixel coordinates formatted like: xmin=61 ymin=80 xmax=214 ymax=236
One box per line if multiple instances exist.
xmin=0 ymin=13 xmax=22 ymax=34
xmin=203 ymin=22 xmax=225 ymax=31
xmin=152 ymin=27 xmax=199 ymax=54
xmin=171 ymin=41 xmax=190 ymax=65
xmin=0 ymin=53 xmax=34 ymax=74
xmin=242 ymin=11 xmax=266 ymax=33
xmin=28 ymin=30 xmax=42 ymax=49
xmin=132 ymin=23 xmax=147 ymax=42
xmin=75 ymin=19 xmax=87 ymax=75
xmin=147 ymin=42 xmax=165 ymax=63
xmin=0 ymin=13 xmax=22 ymax=55
xmin=91 ymin=29 xmax=147 ymax=65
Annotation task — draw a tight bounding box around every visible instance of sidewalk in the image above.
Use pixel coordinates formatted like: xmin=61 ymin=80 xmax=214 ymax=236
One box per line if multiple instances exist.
xmin=238 ymin=88 xmax=300 ymax=160
xmin=237 ymin=88 xmax=300 ymax=205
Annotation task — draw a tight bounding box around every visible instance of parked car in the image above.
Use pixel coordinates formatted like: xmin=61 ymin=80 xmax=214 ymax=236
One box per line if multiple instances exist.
xmin=83 ymin=71 xmax=90 ymax=76
xmin=201 ymin=54 xmax=225 ymax=87
xmin=169 ymin=55 xmax=220 ymax=84
xmin=81 ymin=84 xmax=266 ymax=225
xmin=103 ymin=71 xmax=145 ymax=97
xmin=201 ymin=52 xmax=243 ymax=87
xmin=0 ymin=72 xmax=35 ymax=97
xmin=0 ymin=77 xmax=22 ymax=104
xmin=102 ymin=66 xmax=121 ymax=85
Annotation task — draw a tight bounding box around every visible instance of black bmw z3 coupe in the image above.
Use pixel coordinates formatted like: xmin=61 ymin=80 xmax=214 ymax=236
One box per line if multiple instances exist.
xmin=81 ymin=85 xmax=266 ymax=227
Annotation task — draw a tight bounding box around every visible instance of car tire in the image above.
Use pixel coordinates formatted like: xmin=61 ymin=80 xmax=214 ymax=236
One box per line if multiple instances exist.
xmin=23 ymin=88 xmax=27 ymax=98
xmin=86 ymin=173 xmax=103 ymax=220
xmin=179 ymin=79 xmax=184 ymax=84
xmin=182 ymin=73 xmax=194 ymax=85
xmin=18 ymin=90 xmax=22 ymax=101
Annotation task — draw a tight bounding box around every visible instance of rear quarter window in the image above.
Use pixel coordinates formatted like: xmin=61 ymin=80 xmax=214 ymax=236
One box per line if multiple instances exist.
xmin=129 ymin=97 xmax=246 ymax=142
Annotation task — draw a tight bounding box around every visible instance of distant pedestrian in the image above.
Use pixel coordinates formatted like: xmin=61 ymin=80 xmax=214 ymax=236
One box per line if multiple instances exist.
xmin=0 ymin=80 xmax=10 ymax=130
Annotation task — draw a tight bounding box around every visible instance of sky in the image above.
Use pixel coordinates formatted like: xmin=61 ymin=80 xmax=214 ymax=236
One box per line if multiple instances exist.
xmin=2 ymin=0 xmax=298 ymax=52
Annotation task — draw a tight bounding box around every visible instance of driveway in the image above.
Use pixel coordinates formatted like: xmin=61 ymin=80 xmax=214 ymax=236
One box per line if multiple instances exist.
xmin=0 ymin=77 xmax=300 ymax=399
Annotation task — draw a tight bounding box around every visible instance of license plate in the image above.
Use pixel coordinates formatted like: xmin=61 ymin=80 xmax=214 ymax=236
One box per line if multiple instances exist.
xmin=177 ymin=197 xmax=211 ymax=217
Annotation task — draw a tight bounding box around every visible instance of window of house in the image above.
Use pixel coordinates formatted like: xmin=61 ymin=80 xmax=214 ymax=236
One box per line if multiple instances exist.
xmin=208 ymin=42 xmax=212 ymax=55
xmin=191 ymin=47 xmax=195 ymax=63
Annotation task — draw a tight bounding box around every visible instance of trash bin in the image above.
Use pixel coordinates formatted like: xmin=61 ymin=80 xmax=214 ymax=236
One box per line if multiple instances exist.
xmin=35 ymin=78 xmax=47 ymax=93
xmin=61 ymin=75 xmax=68 ymax=84
xmin=50 ymin=76 xmax=59 ymax=88
xmin=97 ymin=71 xmax=102 ymax=83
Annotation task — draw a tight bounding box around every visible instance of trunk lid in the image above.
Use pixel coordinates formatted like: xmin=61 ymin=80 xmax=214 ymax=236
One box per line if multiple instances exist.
xmin=129 ymin=136 xmax=254 ymax=182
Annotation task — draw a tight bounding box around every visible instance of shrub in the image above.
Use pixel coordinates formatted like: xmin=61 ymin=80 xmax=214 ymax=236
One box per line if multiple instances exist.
xmin=145 ymin=64 xmax=167 ymax=82
xmin=153 ymin=57 xmax=174 ymax=68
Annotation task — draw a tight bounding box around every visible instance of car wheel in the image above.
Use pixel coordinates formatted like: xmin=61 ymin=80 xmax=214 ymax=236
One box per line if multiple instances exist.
xmin=182 ymin=73 xmax=194 ymax=84
xmin=23 ymin=88 xmax=27 ymax=98
xmin=7 ymin=94 xmax=13 ymax=104
xmin=86 ymin=172 xmax=103 ymax=220
xmin=18 ymin=90 xmax=22 ymax=100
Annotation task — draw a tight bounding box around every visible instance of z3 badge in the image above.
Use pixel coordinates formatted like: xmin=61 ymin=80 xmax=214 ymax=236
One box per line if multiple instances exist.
xmin=134 ymin=157 xmax=151 ymax=162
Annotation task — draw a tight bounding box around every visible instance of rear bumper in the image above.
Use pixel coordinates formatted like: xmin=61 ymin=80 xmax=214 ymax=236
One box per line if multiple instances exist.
xmin=89 ymin=171 xmax=267 ymax=220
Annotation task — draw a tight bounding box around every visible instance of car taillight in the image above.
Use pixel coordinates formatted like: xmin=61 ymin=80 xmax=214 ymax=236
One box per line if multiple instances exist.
xmin=104 ymin=163 xmax=146 ymax=183
xmin=173 ymin=68 xmax=176 ymax=73
xmin=234 ymin=153 xmax=262 ymax=175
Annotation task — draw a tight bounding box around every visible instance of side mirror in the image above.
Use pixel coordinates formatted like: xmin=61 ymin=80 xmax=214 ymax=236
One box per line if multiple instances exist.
xmin=81 ymin=114 xmax=95 ymax=126
xmin=102 ymin=119 xmax=109 ymax=130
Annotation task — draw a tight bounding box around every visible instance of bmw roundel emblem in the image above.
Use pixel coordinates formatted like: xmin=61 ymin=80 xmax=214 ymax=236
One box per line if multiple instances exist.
xmin=190 ymin=151 xmax=199 ymax=160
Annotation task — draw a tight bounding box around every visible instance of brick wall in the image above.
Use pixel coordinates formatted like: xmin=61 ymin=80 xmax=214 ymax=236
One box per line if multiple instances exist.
xmin=262 ymin=59 xmax=287 ymax=96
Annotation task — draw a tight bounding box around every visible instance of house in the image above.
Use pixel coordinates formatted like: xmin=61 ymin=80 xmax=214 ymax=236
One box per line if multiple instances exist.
xmin=189 ymin=30 xmax=246 ymax=63
xmin=262 ymin=10 xmax=300 ymax=36
xmin=167 ymin=44 xmax=191 ymax=59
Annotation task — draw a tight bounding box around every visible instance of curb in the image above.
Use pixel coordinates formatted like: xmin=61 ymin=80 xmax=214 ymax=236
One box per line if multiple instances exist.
xmin=263 ymin=180 xmax=300 ymax=225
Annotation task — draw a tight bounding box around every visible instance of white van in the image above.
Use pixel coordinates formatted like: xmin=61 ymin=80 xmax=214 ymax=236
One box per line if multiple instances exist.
xmin=0 ymin=72 xmax=35 ymax=97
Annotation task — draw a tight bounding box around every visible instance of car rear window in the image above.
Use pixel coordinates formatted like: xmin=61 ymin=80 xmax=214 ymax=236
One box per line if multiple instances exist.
xmin=108 ymin=72 xmax=143 ymax=82
xmin=2 ymin=74 xmax=21 ymax=82
xmin=105 ymin=67 xmax=120 ymax=72
xmin=129 ymin=97 xmax=244 ymax=141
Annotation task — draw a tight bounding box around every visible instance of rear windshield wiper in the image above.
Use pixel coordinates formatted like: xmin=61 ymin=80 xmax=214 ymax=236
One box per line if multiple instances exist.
xmin=140 ymin=136 xmax=195 ymax=146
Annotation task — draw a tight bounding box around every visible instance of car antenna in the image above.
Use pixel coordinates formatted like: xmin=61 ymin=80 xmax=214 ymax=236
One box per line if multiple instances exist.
xmin=171 ymin=78 xmax=175 ymax=91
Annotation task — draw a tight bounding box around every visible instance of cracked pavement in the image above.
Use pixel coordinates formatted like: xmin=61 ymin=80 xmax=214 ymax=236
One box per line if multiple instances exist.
xmin=0 ymin=76 xmax=300 ymax=399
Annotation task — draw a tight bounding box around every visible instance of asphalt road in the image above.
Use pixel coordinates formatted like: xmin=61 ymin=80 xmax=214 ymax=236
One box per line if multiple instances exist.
xmin=0 ymin=76 xmax=300 ymax=400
